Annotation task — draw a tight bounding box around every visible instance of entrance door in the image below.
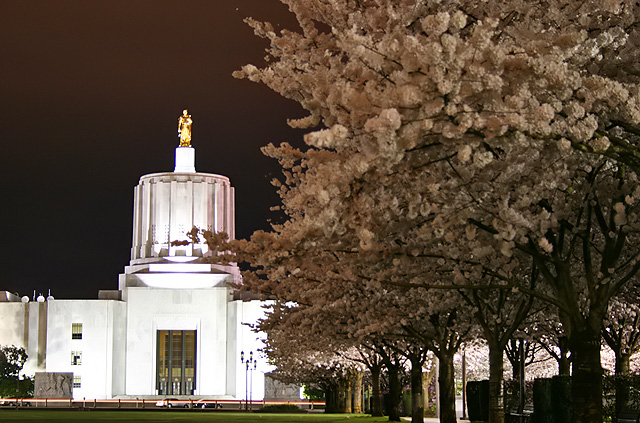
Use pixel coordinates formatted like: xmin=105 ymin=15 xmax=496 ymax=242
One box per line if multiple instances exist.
xmin=157 ymin=330 xmax=196 ymax=395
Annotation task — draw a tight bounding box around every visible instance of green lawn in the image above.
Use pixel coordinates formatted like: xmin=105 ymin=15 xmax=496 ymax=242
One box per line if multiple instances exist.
xmin=0 ymin=410 xmax=389 ymax=423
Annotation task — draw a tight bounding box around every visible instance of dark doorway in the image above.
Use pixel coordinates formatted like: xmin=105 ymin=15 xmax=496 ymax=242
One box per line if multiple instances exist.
xmin=157 ymin=330 xmax=196 ymax=395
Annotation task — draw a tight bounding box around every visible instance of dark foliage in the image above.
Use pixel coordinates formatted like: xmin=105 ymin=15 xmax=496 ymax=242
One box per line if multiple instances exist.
xmin=258 ymin=404 xmax=305 ymax=413
xmin=603 ymin=374 xmax=640 ymax=421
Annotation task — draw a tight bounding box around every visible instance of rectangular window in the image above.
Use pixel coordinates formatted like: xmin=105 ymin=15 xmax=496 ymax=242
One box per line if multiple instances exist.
xmin=71 ymin=351 xmax=82 ymax=365
xmin=73 ymin=375 xmax=81 ymax=388
xmin=72 ymin=323 xmax=82 ymax=340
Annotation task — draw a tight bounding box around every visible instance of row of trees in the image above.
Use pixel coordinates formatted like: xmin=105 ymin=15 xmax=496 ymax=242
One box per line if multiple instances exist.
xmin=203 ymin=2 xmax=640 ymax=422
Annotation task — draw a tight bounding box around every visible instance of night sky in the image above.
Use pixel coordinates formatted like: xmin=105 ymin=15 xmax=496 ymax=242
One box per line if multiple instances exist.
xmin=1 ymin=1 xmax=306 ymax=299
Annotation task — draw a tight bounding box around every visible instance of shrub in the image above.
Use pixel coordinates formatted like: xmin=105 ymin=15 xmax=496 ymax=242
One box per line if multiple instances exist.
xmin=303 ymin=385 xmax=324 ymax=401
xmin=603 ymin=373 xmax=640 ymax=421
xmin=503 ymin=379 xmax=533 ymax=411
xmin=258 ymin=404 xmax=304 ymax=413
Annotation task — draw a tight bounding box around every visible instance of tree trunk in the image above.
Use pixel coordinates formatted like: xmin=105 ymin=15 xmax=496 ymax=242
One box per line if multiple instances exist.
xmin=410 ymin=354 xmax=424 ymax=423
xmin=488 ymin=343 xmax=505 ymax=423
xmin=569 ymin=327 xmax=603 ymax=423
xmin=353 ymin=370 xmax=364 ymax=414
xmin=616 ymin=352 xmax=631 ymax=375
xmin=512 ymin=359 xmax=522 ymax=389
xmin=325 ymin=383 xmax=337 ymax=413
xmin=371 ymin=363 xmax=384 ymax=417
xmin=336 ymin=378 xmax=347 ymax=413
xmin=558 ymin=336 xmax=571 ymax=377
xmin=345 ymin=374 xmax=352 ymax=413
xmin=439 ymin=351 xmax=457 ymax=423
xmin=387 ymin=364 xmax=402 ymax=422
xmin=424 ymin=363 xmax=437 ymax=413
xmin=615 ymin=352 xmax=631 ymax=420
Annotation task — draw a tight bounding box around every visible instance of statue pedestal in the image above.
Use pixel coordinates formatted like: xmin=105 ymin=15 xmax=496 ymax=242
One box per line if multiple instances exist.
xmin=174 ymin=147 xmax=195 ymax=173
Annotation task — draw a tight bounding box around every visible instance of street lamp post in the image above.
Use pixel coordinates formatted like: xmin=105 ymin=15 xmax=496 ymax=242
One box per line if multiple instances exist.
xmin=250 ymin=359 xmax=256 ymax=410
xmin=462 ymin=351 xmax=467 ymax=420
xmin=240 ymin=351 xmax=256 ymax=411
xmin=518 ymin=340 xmax=526 ymax=418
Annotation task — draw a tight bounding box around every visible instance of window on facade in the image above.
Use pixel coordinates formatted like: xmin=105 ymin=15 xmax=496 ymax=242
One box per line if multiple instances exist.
xmin=71 ymin=323 xmax=82 ymax=340
xmin=71 ymin=351 xmax=82 ymax=365
xmin=73 ymin=375 xmax=81 ymax=388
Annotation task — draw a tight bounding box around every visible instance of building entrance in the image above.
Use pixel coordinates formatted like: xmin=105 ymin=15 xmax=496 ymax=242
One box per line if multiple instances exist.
xmin=156 ymin=330 xmax=196 ymax=395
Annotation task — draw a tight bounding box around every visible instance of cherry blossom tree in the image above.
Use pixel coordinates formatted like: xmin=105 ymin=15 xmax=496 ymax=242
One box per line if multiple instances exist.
xmin=402 ymin=306 xmax=469 ymax=423
xmin=235 ymin=230 xmax=416 ymax=419
xmin=603 ymin=297 xmax=640 ymax=375
xmin=529 ymin=313 xmax=572 ymax=377
xmin=239 ymin=230 xmax=469 ymax=422
xmin=353 ymin=346 xmax=385 ymax=416
xmin=229 ymin=189 xmax=473 ymax=422
xmin=443 ymin=140 xmax=640 ymax=422
xmin=367 ymin=341 xmax=407 ymax=422
xmin=233 ymin=2 xmax=640 ymax=423
xmin=405 ymin=345 xmax=430 ymax=422
xmin=457 ymin=279 xmax=536 ymax=422
xmin=602 ymin=296 xmax=640 ymax=417
xmin=257 ymin=303 xmax=363 ymax=413
xmin=505 ymin=339 xmax=553 ymax=382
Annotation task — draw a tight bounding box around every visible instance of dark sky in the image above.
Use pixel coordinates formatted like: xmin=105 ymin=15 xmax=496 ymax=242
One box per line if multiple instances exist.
xmin=1 ymin=1 xmax=306 ymax=299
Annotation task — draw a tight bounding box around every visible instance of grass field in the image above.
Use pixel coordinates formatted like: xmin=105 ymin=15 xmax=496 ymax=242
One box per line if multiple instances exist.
xmin=0 ymin=410 xmax=389 ymax=423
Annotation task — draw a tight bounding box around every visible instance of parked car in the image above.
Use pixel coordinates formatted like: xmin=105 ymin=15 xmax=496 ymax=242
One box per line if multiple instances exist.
xmin=194 ymin=399 xmax=223 ymax=409
xmin=0 ymin=399 xmax=31 ymax=407
xmin=155 ymin=398 xmax=189 ymax=408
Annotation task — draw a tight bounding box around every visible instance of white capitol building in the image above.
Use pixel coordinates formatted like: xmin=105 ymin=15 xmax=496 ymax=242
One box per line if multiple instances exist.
xmin=0 ymin=120 xmax=269 ymax=400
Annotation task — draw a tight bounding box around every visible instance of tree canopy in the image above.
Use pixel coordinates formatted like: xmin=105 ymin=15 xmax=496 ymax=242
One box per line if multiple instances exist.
xmin=231 ymin=2 xmax=640 ymax=422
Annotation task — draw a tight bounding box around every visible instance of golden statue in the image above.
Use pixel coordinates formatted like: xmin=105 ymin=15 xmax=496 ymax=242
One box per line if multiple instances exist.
xmin=178 ymin=109 xmax=193 ymax=147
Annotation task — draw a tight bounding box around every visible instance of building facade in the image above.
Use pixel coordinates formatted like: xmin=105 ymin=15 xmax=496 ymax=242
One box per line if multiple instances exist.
xmin=0 ymin=142 xmax=268 ymax=400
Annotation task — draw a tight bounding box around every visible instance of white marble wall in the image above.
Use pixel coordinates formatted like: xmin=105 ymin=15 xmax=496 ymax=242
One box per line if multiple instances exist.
xmin=234 ymin=300 xmax=272 ymax=402
xmin=45 ymin=299 xmax=126 ymax=399
xmin=122 ymin=285 xmax=234 ymax=396
xmin=0 ymin=300 xmax=49 ymax=377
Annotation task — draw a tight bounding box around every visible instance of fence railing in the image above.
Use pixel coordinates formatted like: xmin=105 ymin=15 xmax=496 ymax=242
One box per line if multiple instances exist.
xmin=0 ymin=397 xmax=325 ymax=410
